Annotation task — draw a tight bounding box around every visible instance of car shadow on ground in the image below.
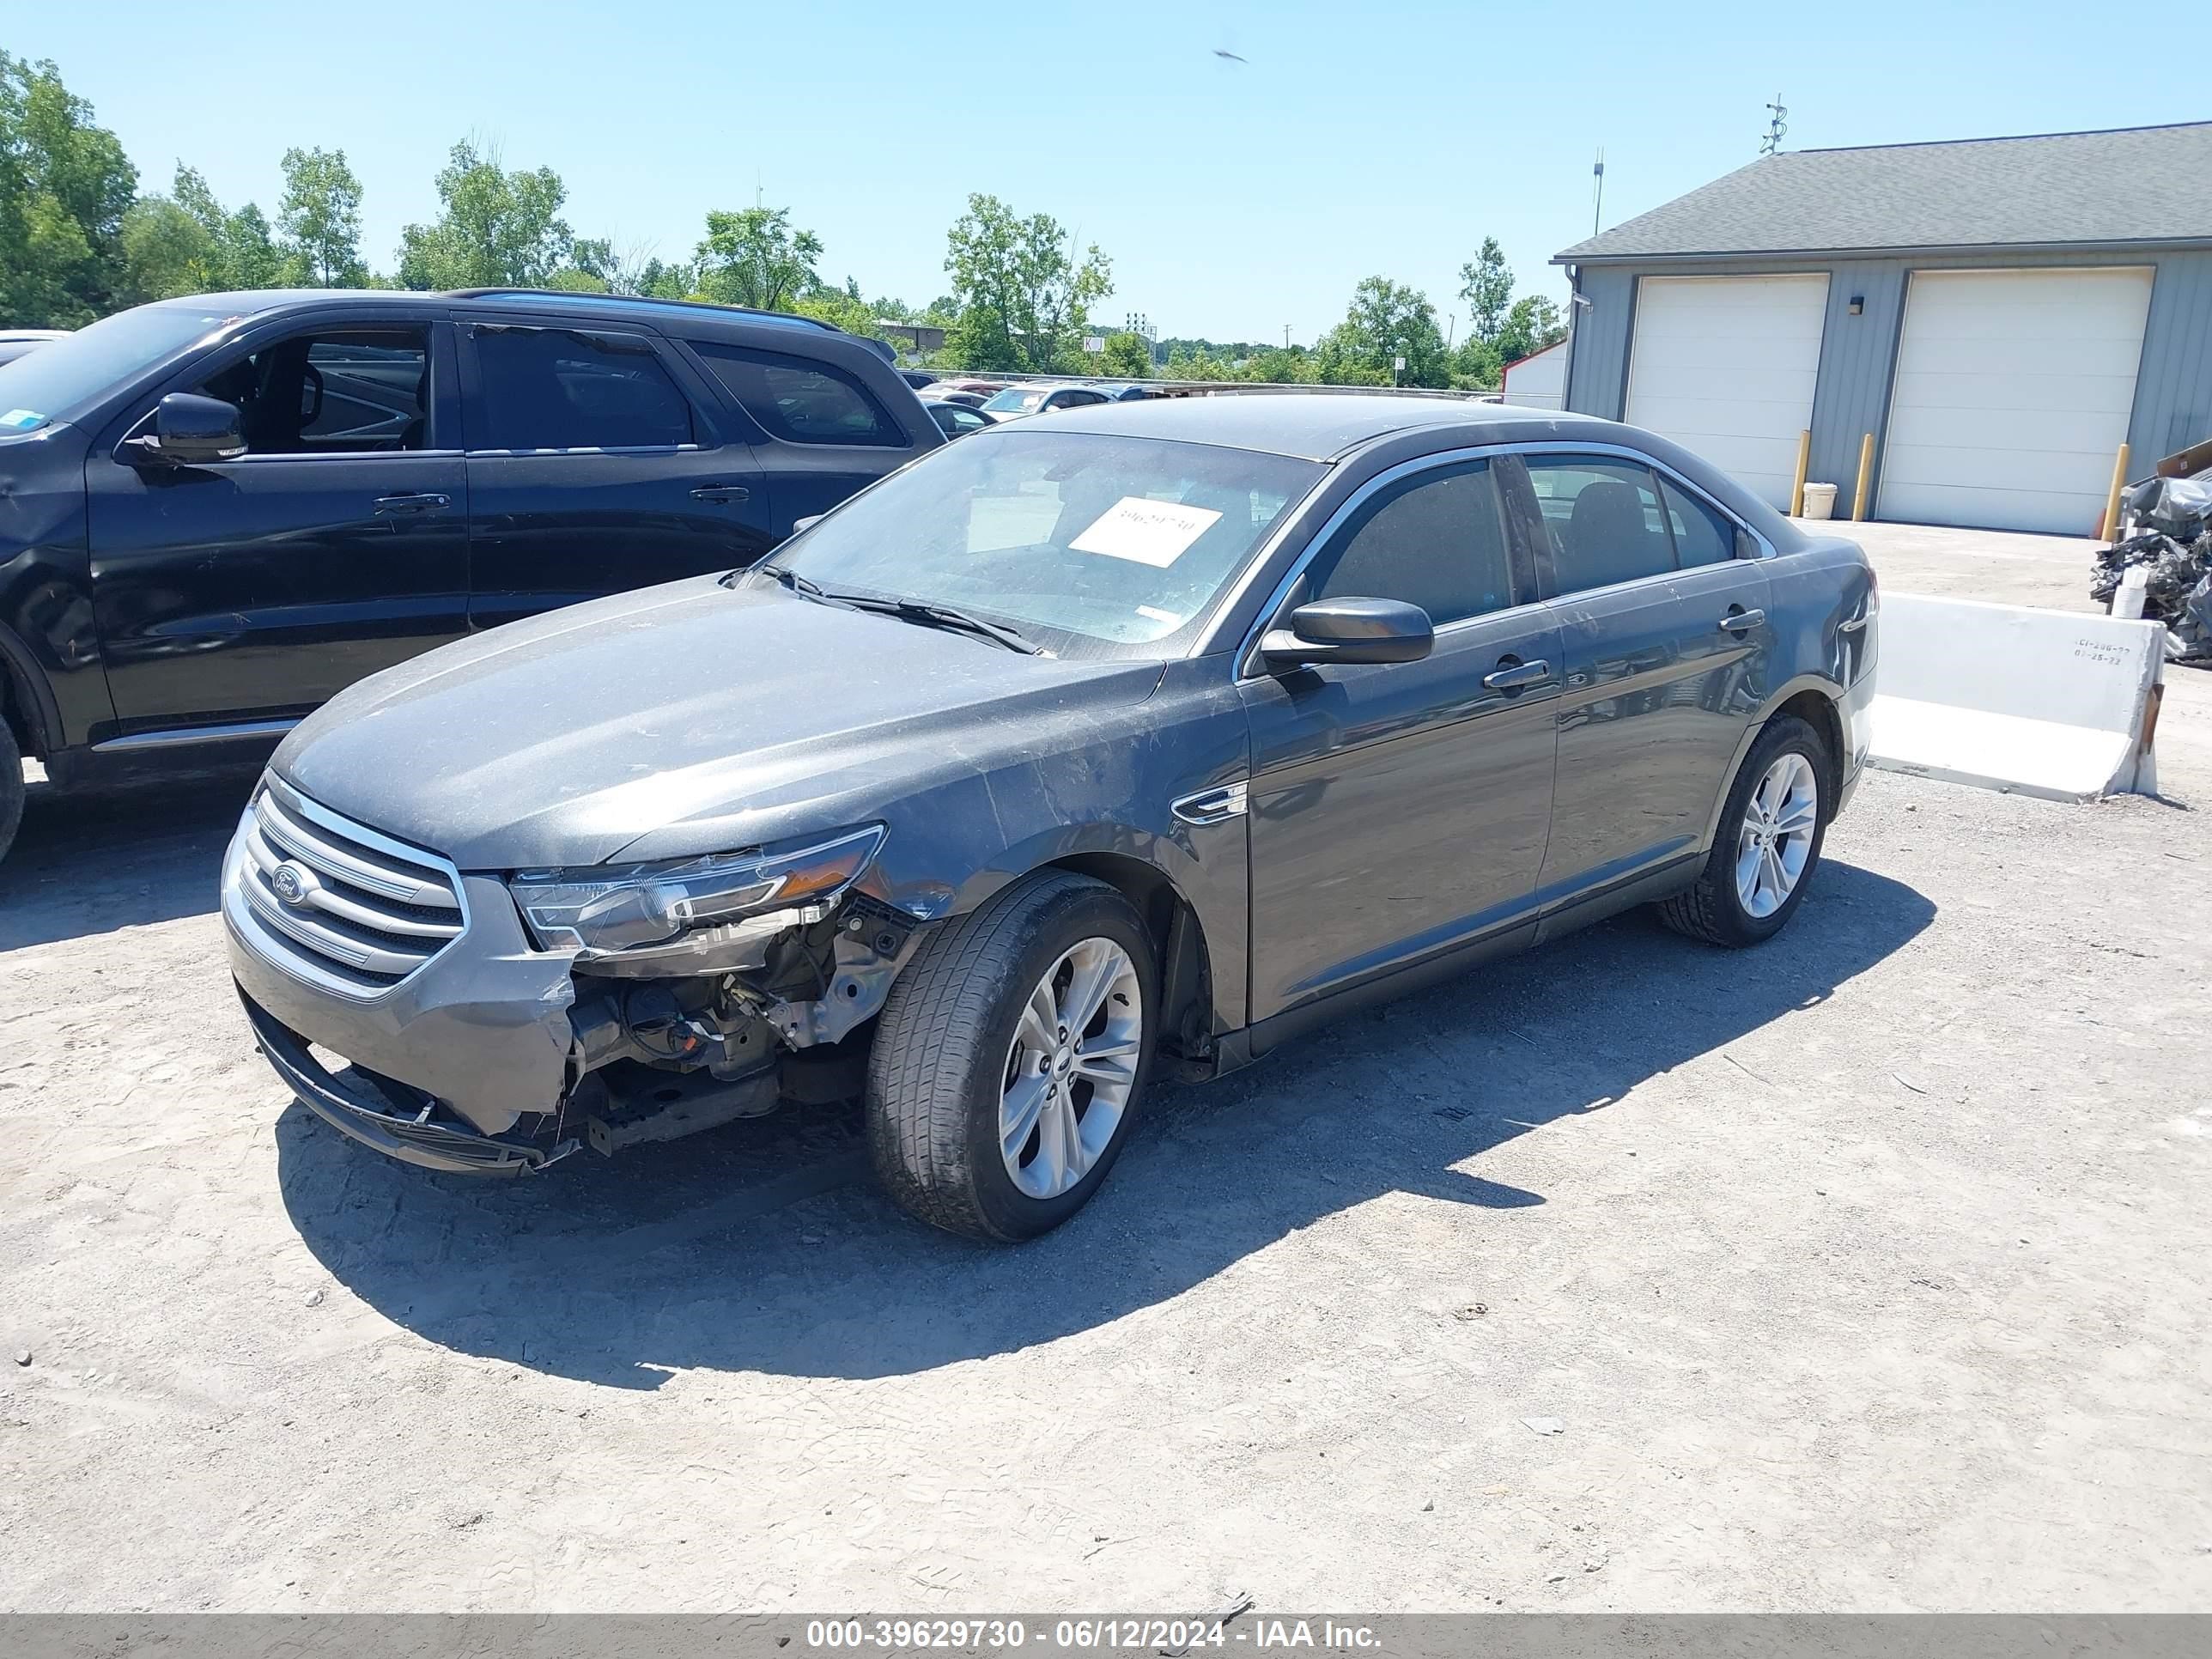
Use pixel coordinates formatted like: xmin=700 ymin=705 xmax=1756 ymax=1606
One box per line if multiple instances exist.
xmin=0 ymin=766 xmax=260 ymax=951
xmin=277 ymin=859 xmax=1936 ymax=1386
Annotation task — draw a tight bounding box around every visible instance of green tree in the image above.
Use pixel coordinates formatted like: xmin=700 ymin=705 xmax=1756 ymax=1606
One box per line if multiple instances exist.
xmin=1097 ymin=331 xmax=1153 ymax=378
xmin=117 ymin=196 xmax=210 ymax=302
xmin=1450 ymin=336 xmax=1503 ymax=390
xmin=943 ymin=193 xmax=1111 ymax=374
xmin=277 ymin=146 xmax=366 ymax=286
xmin=1458 ymin=236 xmax=1513 ymax=347
xmin=1497 ymin=294 xmax=1565 ymax=364
xmin=693 ymin=206 xmax=821 ymax=311
xmin=173 ymin=166 xmax=293 ymax=290
xmin=0 ymin=52 xmax=137 ymax=326
xmin=1242 ymin=345 xmax=1311 ymax=384
xmin=396 ymin=141 xmax=571 ymax=289
xmin=1310 ymin=276 xmax=1449 ymax=387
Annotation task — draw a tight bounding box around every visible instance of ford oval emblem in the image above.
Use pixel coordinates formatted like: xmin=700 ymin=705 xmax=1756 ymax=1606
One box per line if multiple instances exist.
xmin=270 ymin=861 xmax=314 ymax=907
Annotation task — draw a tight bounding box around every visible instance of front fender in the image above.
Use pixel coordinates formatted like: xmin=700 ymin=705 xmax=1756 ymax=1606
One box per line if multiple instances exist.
xmin=873 ymin=658 xmax=1255 ymax=1033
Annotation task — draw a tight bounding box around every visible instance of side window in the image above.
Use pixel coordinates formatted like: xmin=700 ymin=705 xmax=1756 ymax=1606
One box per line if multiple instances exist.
xmin=1660 ymin=478 xmax=1737 ymax=568
xmin=688 ymin=341 xmax=903 ymax=447
xmin=472 ymin=327 xmax=692 ymax=451
xmin=1524 ymin=455 xmax=1674 ymax=594
xmin=1304 ymin=460 xmax=1514 ymax=628
xmin=194 ymin=327 xmax=429 ymax=455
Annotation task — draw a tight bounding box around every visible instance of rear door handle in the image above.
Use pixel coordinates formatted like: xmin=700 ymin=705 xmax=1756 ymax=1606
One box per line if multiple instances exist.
xmin=690 ymin=484 xmax=750 ymax=504
xmin=1481 ymin=659 xmax=1552 ymax=692
xmin=373 ymin=492 xmax=451 ymax=514
xmin=1718 ymin=608 xmax=1765 ymax=633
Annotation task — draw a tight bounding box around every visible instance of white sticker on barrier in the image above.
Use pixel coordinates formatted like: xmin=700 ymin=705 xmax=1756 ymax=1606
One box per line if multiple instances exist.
xmin=1070 ymin=497 xmax=1222 ymax=567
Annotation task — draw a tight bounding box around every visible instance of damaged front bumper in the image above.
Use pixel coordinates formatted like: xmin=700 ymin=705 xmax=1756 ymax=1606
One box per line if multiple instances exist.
xmin=240 ymin=992 xmax=568 ymax=1175
xmin=224 ymin=780 xmax=907 ymax=1174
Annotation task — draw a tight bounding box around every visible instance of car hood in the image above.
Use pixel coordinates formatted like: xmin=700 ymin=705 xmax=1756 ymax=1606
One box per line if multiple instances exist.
xmin=273 ymin=574 xmax=1164 ymax=869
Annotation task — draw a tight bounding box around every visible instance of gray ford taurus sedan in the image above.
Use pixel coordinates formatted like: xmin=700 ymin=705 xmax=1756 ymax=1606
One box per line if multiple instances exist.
xmin=224 ymin=395 xmax=1878 ymax=1240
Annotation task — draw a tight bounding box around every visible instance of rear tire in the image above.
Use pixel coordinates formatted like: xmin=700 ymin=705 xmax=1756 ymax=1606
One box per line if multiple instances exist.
xmin=0 ymin=720 xmax=22 ymax=866
xmin=1656 ymin=714 xmax=1829 ymax=948
xmin=867 ymin=872 xmax=1157 ymax=1243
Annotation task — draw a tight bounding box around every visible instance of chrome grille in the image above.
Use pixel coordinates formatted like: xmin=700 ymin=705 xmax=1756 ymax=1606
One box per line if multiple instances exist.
xmin=234 ymin=783 xmax=465 ymax=996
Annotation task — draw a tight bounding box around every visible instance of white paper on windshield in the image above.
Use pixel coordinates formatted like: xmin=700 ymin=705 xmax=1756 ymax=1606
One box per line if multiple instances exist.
xmin=1069 ymin=497 xmax=1222 ymax=568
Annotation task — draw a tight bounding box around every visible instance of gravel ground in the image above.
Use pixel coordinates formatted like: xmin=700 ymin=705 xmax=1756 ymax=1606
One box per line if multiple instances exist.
xmin=3 ymin=529 xmax=2208 ymax=1613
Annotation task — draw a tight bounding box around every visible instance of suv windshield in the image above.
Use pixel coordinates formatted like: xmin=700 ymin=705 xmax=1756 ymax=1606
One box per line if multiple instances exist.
xmin=766 ymin=429 xmax=1322 ymax=659
xmin=982 ymin=387 xmax=1051 ymax=415
xmin=0 ymin=303 xmax=254 ymax=435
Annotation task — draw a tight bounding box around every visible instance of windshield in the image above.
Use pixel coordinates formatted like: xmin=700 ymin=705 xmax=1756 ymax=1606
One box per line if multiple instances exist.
xmin=766 ymin=429 xmax=1322 ymax=659
xmin=0 ymin=304 xmax=251 ymax=434
xmin=982 ymin=388 xmax=1049 ymax=414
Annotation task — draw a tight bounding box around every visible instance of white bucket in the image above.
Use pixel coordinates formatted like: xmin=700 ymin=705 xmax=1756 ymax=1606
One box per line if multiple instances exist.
xmin=1801 ymin=481 xmax=1838 ymax=520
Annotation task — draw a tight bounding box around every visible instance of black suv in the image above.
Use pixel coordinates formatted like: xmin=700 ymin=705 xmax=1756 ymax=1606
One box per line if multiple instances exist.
xmin=0 ymin=287 xmax=942 ymax=860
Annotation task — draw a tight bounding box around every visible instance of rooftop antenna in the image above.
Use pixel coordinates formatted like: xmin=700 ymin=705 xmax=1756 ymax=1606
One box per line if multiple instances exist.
xmin=1591 ymin=148 xmax=1605 ymax=235
xmin=1760 ymin=96 xmax=1788 ymax=156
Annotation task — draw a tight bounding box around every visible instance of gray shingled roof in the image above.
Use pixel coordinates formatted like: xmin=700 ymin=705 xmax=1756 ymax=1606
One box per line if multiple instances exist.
xmin=1555 ymin=123 xmax=2212 ymax=262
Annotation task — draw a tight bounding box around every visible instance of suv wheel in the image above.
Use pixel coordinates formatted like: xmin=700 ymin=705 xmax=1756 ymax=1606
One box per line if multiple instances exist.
xmin=0 ymin=718 xmax=22 ymax=865
xmin=1656 ymin=714 xmax=1829 ymax=948
xmin=867 ymin=872 xmax=1156 ymax=1242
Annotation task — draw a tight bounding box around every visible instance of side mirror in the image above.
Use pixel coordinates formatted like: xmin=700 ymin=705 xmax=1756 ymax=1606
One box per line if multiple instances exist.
xmin=1260 ymin=596 xmax=1435 ymax=671
xmin=130 ymin=393 xmax=246 ymax=466
xmin=790 ymin=514 xmax=825 ymax=536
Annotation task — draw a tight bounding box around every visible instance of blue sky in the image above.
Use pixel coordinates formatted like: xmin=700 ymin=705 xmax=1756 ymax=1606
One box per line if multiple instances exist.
xmin=11 ymin=0 xmax=2197 ymax=342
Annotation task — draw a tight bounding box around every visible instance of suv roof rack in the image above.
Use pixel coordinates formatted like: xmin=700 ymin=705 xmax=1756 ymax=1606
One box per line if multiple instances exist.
xmin=442 ymin=289 xmax=842 ymax=332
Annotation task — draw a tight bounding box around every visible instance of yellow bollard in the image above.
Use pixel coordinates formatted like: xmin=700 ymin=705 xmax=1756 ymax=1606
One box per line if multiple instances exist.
xmin=1851 ymin=432 xmax=1875 ymax=521
xmin=2098 ymin=442 xmax=2131 ymax=540
xmin=1790 ymin=428 xmax=1811 ymax=518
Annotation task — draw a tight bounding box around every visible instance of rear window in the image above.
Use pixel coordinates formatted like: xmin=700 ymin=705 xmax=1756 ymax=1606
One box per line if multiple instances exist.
xmin=471 ymin=325 xmax=692 ymax=451
xmin=688 ymin=341 xmax=903 ymax=447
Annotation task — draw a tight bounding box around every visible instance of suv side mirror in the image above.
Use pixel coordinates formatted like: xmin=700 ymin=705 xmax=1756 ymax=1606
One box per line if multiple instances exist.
xmin=130 ymin=393 xmax=246 ymax=466
xmin=1260 ymin=596 xmax=1435 ymax=671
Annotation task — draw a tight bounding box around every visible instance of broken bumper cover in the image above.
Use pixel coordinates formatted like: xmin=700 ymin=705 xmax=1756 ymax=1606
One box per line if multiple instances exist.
xmin=222 ymin=807 xmax=581 ymax=1150
xmin=239 ymin=992 xmax=562 ymax=1175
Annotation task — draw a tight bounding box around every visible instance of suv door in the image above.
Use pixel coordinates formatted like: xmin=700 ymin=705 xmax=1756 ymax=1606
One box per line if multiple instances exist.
xmin=680 ymin=340 xmax=921 ymax=532
xmin=459 ymin=321 xmax=774 ymax=629
xmin=86 ymin=315 xmax=467 ymax=734
xmin=1238 ymin=454 xmax=1561 ymax=1024
xmin=1507 ymin=450 xmax=1773 ymax=909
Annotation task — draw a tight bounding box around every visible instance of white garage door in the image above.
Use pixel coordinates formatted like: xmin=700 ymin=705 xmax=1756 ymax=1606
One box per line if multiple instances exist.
xmin=1879 ymin=267 xmax=2152 ymax=535
xmin=1623 ymin=273 xmax=1828 ymax=509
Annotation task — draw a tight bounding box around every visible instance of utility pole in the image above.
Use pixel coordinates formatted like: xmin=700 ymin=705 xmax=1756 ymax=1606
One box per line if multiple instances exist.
xmin=1592 ymin=149 xmax=1605 ymax=236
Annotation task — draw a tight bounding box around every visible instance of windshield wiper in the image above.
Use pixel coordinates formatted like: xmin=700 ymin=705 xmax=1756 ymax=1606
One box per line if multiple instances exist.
xmin=754 ymin=565 xmax=1041 ymax=654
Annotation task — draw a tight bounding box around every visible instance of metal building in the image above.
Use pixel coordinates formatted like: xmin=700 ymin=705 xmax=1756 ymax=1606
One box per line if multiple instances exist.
xmin=1553 ymin=122 xmax=2212 ymax=535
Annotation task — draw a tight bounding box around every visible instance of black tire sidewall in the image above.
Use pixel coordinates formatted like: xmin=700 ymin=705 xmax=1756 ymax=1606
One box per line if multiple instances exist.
xmin=0 ymin=720 xmax=21 ymax=865
xmin=959 ymin=886 xmax=1158 ymax=1241
xmin=1711 ymin=716 xmax=1829 ymax=944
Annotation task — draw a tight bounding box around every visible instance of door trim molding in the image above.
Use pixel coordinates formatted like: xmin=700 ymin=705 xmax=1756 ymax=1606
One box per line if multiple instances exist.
xmin=93 ymin=718 xmax=298 ymax=753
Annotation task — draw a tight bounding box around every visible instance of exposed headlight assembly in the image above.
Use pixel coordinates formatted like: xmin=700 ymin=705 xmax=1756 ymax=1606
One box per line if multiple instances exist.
xmin=509 ymin=824 xmax=885 ymax=969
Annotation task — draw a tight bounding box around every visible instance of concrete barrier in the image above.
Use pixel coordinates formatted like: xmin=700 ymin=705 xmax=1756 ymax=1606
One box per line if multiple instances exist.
xmin=1868 ymin=592 xmax=2165 ymax=801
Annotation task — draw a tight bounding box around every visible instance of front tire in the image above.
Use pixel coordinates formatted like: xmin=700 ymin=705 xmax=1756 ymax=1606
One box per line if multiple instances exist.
xmin=0 ymin=720 xmax=22 ymax=866
xmin=867 ymin=872 xmax=1157 ymax=1242
xmin=1656 ymin=714 xmax=1829 ymax=948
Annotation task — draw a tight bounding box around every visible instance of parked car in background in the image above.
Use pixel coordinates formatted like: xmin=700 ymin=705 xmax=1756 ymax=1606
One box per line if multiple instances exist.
xmin=1095 ymin=383 xmax=1156 ymax=402
xmin=980 ymin=382 xmax=1113 ymax=421
xmin=919 ymin=386 xmax=988 ymax=408
xmin=0 ymin=328 xmax=69 ymax=368
xmin=226 ymin=395 xmax=1876 ymax=1242
xmin=924 ymin=399 xmax=994 ymax=438
xmin=897 ymin=368 xmax=937 ymax=390
xmin=0 ymin=287 xmax=942 ymax=863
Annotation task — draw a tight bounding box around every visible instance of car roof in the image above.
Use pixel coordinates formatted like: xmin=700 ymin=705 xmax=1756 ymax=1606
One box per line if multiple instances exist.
xmin=151 ymin=287 xmax=837 ymax=340
xmin=1036 ymin=392 xmax=1615 ymax=460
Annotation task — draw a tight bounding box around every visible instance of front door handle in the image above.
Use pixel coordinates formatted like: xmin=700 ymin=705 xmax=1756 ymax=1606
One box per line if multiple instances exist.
xmin=690 ymin=484 xmax=751 ymax=504
xmin=373 ymin=492 xmax=451 ymax=514
xmin=1718 ymin=608 xmax=1766 ymax=633
xmin=1481 ymin=658 xmax=1552 ymax=692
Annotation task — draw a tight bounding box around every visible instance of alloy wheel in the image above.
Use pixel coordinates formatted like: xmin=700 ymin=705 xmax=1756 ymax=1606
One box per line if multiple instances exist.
xmin=999 ymin=937 xmax=1143 ymax=1200
xmin=1735 ymin=751 xmax=1820 ymax=920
